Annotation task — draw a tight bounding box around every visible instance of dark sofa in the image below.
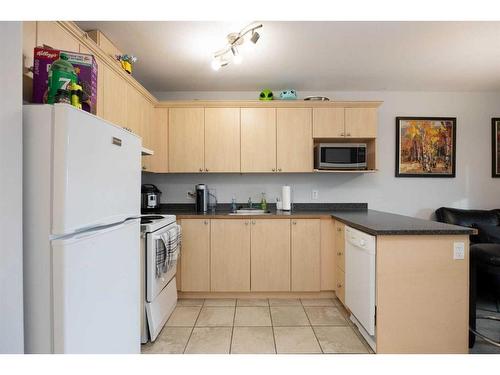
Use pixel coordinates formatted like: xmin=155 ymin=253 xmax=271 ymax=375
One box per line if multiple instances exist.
xmin=435 ymin=207 xmax=500 ymax=347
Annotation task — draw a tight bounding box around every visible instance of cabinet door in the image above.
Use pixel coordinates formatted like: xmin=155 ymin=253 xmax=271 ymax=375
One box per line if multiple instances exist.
xmin=291 ymin=219 xmax=320 ymax=291
xmin=334 ymin=221 xmax=345 ymax=271
xmin=37 ymin=22 xmax=80 ymax=52
xmin=345 ymin=108 xmax=377 ymax=138
xmin=251 ymin=219 xmax=290 ymax=291
xmin=102 ymin=65 xmax=128 ymax=127
xmin=180 ymin=219 xmax=210 ymax=292
xmin=205 ymin=108 xmax=240 ymax=172
xmin=336 ymin=267 xmax=345 ymax=305
xmin=140 ymin=97 xmax=153 ymax=150
xmin=241 ymin=108 xmax=276 ymax=172
xmin=145 ymin=107 xmax=168 ymax=173
xmin=320 ymin=219 xmax=336 ymax=291
xmin=125 ymin=84 xmax=142 ymax=136
xmin=276 ymin=108 xmax=313 ymax=172
xmin=210 ymin=219 xmax=251 ymax=292
xmin=168 ymin=108 xmax=204 ymax=172
xmin=313 ymin=108 xmax=345 ymax=138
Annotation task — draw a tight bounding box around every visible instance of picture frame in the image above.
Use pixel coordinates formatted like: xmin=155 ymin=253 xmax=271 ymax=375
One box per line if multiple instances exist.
xmin=493 ymin=118 xmax=500 ymax=178
xmin=395 ymin=117 xmax=456 ymax=177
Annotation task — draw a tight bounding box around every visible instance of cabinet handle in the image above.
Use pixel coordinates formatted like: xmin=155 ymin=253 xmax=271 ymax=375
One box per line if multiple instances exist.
xmin=337 ymin=282 xmax=343 ymax=288
xmin=347 ymin=133 xmax=351 ymax=136
xmin=292 ymin=221 xmax=297 ymax=225
xmin=272 ymin=168 xmax=276 ymax=172
xmin=205 ymin=168 xmax=209 ymax=172
xmin=340 ymin=132 xmax=345 ymax=136
xmin=142 ymin=166 xmax=147 ymax=170
xmin=337 ymin=251 xmax=343 ymax=256
xmin=278 ymin=168 xmax=282 ymax=172
xmin=245 ymin=221 xmax=249 ymax=225
xmin=251 ymin=220 xmax=256 ymax=225
xmin=204 ymin=220 xmax=208 ymax=225
xmin=337 ymin=227 xmax=342 ymax=232
xmin=199 ymin=168 xmax=203 ymax=172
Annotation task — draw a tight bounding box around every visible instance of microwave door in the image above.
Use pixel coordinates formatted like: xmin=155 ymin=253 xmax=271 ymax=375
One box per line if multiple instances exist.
xmin=321 ymin=147 xmax=357 ymax=168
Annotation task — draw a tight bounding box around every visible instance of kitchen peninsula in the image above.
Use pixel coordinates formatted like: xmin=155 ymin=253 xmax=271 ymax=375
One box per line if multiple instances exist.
xmin=149 ymin=203 xmax=473 ymax=354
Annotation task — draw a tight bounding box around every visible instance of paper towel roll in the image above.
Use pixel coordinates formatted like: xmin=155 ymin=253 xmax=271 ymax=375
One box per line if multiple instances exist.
xmin=282 ymin=185 xmax=291 ymax=211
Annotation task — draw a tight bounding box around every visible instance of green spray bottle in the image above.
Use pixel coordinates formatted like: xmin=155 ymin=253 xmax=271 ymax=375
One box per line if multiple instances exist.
xmin=47 ymin=53 xmax=77 ymax=104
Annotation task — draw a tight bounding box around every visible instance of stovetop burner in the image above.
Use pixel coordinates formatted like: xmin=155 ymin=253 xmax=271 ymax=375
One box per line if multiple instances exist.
xmin=140 ymin=215 xmax=165 ymax=224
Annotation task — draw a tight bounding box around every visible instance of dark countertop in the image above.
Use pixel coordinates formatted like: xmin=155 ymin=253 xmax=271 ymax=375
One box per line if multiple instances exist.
xmin=329 ymin=209 xmax=474 ymax=236
xmin=143 ymin=203 xmax=474 ymax=236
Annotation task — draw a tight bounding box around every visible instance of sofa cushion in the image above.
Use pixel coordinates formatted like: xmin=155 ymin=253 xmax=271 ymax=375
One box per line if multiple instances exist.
xmin=435 ymin=207 xmax=500 ymax=227
xmin=473 ymin=223 xmax=500 ymax=244
xmin=471 ymin=243 xmax=500 ymax=267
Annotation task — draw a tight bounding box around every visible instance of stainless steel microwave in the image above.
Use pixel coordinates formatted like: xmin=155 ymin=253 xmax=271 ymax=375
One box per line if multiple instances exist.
xmin=314 ymin=143 xmax=367 ymax=169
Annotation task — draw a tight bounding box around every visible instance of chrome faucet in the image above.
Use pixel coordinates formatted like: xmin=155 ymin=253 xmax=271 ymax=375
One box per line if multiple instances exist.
xmin=248 ymin=197 xmax=253 ymax=209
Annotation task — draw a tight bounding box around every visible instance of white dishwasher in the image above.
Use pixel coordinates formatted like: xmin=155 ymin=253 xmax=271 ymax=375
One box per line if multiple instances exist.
xmin=345 ymin=226 xmax=376 ymax=350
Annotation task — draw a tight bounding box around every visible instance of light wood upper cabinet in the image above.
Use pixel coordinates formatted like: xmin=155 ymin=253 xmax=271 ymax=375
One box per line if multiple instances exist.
xmin=313 ymin=108 xmax=345 ymax=138
xmin=205 ymin=108 xmax=241 ymax=172
xmin=145 ymin=108 xmax=168 ymax=173
xmin=37 ymin=22 xmax=80 ymax=52
xmin=251 ymin=219 xmax=291 ymax=292
xmin=291 ymin=219 xmax=321 ymax=291
xmin=180 ymin=219 xmax=210 ymax=292
xmin=168 ymin=108 xmax=205 ymax=173
xmin=140 ymin=97 xmax=153 ymax=149
xmin=345 ymin=108 xmax=377 ymax=138
xmin=210 ymin=219 xmax=251 ymax=292
xmin=102 ymin=64 xmax=127 ymax=128
xmin=277 ymin=108 xmax=313 ymax=172
xmin=241 ymin=108 xmax=276 ymax=173
xmin=320 ymin=219 xmax=336 ymax=291
xmin=125 ymin=83 xmax=142 ymax=136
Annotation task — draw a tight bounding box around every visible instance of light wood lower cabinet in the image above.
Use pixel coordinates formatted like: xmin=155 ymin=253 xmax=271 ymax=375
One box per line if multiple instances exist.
xmin=250 ymin=219 xmax=291 ymax=292
xmin=168 ymin=108 xmax=205 ymax=172
xmin=240 ymin=108 xmax=277 ymax=173
xmin=336 ymin=267 xmax=345 ymax=304
xmin=320 ymin=219 xmax=336 ymax=290
xmin=180 ymin=219 xmax=210 ymax=292
xmin=335 ymin=221 xmax=345 ymax=271
xmin=277 ymin=108 xmax=313 ymax=172
xmin=204 ymin=108 xmax=240 ymax=172
xmin=291 ymin=219 xmax=320 ymax=291
xmin=210 ymin=219 xmax=251 ymax=291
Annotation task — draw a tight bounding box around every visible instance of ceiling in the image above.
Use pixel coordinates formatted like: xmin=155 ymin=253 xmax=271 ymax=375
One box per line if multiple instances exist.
xmin=76 ymin=21 xmax=500 ymax=92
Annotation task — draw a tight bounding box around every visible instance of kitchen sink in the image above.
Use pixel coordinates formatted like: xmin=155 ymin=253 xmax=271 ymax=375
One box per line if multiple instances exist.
xmin=227 ymin=209 xmax=272 ymax=215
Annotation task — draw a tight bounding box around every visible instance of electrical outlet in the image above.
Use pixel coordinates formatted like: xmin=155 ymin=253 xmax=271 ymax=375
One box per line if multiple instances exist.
xmin=187 ymin=190 xmax=194 ymax=200
xmin=312 ymin=190 xmax=319 ymax=200
xmin=453 ymin=242 xmax=465 ymax=260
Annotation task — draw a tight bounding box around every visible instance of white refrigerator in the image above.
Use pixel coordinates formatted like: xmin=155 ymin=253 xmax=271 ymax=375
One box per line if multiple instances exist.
xmin=23 ymin=104 xmax=142 ymax=354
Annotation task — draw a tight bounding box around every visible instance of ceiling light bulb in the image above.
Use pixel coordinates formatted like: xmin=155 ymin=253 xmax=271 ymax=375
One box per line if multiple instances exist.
xmin=231 ymin=46 xmax=242 ymax=64
xmin=250 ymin=31 xmax=260 ymax=44
xmin=211 ymin=58 xmax=221 ymax=71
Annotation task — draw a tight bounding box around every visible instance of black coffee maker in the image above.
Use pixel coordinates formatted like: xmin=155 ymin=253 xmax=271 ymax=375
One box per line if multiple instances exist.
xmin=195 ymin=184 xmax=208 ymax=213
xmin=141 ymin=184 xmax=162 ymax=210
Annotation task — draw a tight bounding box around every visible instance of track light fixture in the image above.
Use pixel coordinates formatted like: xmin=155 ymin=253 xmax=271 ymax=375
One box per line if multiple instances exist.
xmin=211 ymin=22 xmax=263 ymax=70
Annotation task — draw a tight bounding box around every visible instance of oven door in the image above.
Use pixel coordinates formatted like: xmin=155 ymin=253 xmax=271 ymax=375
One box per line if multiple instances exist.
xmin=320 ymin=145 xmax=367 ymax=169
xmin=145 ymin=224 xmax=178 ymax=302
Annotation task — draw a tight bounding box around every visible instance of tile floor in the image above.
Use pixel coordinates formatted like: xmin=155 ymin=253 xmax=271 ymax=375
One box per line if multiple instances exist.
xmin=141 ymin=297 xmax=372 ymax=354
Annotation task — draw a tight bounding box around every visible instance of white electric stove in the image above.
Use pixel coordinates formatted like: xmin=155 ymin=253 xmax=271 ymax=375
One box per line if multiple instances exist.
xmin=140 ymin=215 xmax=180 ymax=343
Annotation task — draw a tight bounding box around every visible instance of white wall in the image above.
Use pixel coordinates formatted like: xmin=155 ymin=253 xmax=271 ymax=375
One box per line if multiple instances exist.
xmin=0 ymin=22 xmax=24 ymax=353
xmin=145 ymin=90 xmax=500 ymax=219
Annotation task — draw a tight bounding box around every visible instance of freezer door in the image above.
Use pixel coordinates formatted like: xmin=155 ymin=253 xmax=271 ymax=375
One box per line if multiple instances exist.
xmin=52 ymin=219 xmax=140 ymax=354
xmin=52 ymin=104 xmax=141 ymax=235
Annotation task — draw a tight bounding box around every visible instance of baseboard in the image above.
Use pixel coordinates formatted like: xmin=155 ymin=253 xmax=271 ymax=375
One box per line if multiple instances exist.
xmin=178 ymin=291 xmax=336 ymax=299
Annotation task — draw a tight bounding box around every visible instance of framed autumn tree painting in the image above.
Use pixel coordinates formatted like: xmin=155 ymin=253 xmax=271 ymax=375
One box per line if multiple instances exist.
xmin=493 ymin=118 xmax=500 ymax=178
xmin=396 ymin=117 xmax=456 ymax=177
